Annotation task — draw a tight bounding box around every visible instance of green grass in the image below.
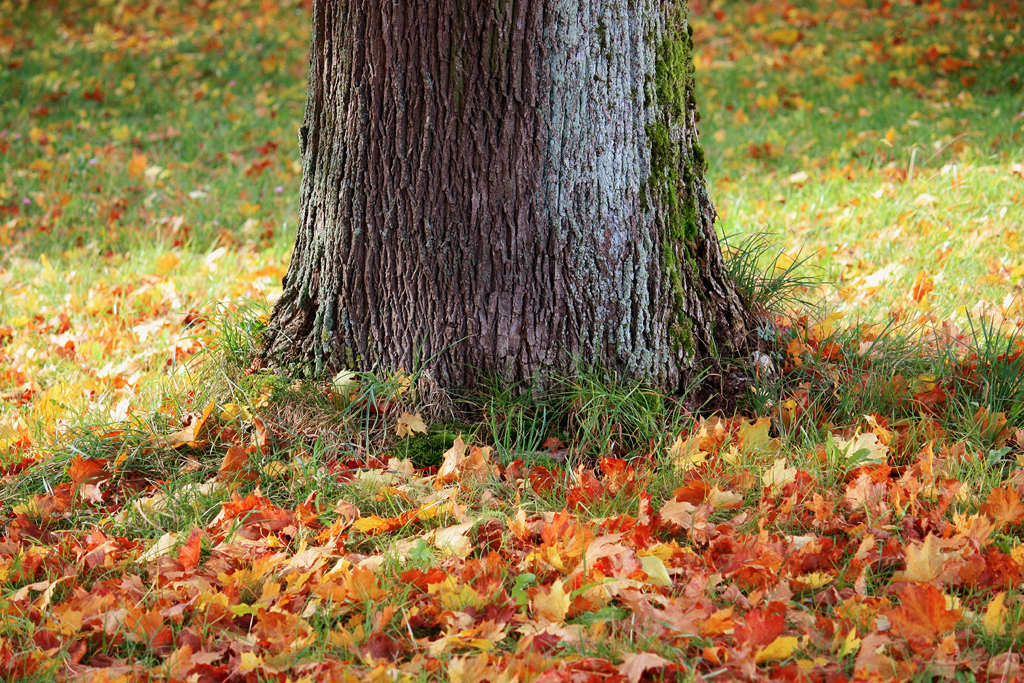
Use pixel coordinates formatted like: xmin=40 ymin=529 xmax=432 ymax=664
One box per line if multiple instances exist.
xmin=698 ymin=0 xmax=1024 ymax=323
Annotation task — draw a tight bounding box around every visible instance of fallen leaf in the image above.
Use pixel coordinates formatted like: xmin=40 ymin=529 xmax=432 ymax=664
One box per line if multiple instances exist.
xmin=762 ymin=458 xmax=798 ymax=494
xmin=219 ymin=403 xmax=252 ymax=423
xmin=888 ymin=583 xmax=961 ymax=644
xmin=982 ymin=592 xmax=1009 ymax=636
xmin=896 ymin=534 xmax=944 ymax=583
xmin=756 ymin=635 xmax=800 ymax=664
xmin=395 ymin=411 xmax=427 ymax=438
xmin=980 ymin=486 xmax=1024 ymax=530
xmin=218 ymin=444 xmax=253 ymax=481
xmin=618 ymin=652 xmax=672 ymax=683
xmin=67 ymin=456 xmax=106 ymax=487
xmin=832 ymin=432 xmax=888 ymax=465
xmin=532 ymin=579 xmax=570 ymax=624
xmin=433 ymin=522 xmax=474 ymax=558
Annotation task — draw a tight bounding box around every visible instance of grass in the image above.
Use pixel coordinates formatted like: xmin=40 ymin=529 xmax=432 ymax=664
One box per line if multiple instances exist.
xmin=0 ymin=0 xmax=1023 ymax=680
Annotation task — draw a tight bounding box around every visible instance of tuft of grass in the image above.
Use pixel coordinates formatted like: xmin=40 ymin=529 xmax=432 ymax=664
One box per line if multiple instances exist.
xmin=723 ymin=228 xmax=823 ymax=316
xmin=557 ymin=371 xmax=676 ymax=461
xmin=940 ymin=315 xmax=1024 ymax=449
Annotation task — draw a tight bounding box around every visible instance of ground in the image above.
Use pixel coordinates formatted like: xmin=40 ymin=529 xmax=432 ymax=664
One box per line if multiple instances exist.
xmin=0 ymin=0 xmax=1023 ymax=681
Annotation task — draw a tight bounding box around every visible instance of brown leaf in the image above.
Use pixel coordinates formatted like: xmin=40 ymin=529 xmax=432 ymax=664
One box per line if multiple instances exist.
xmin=659 ymin=498 xmax=695 ymax=528
xmin=251 ymin=416 xmax=271 ymax=450
xmin=435 ymin=437 xmax=494 ymax=487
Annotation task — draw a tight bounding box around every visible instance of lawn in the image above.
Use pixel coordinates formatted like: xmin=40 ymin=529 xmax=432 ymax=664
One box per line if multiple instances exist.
xmin=0 ymin=0 xmax=1022 ymax=681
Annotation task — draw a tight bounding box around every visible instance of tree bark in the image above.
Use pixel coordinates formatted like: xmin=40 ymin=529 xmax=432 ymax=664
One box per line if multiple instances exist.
xmin=261 ymin=0 xmax=753 ymax=399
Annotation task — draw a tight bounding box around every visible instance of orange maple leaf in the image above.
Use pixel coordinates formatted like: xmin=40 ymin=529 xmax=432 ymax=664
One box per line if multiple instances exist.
xmin=888 ymin=582 xmax=961 ymax=646
xmin=67 ymin=456 xmax=106 ymax=488
xmin=218 ymin=444 xmax=256 ymax=481
xmin=980 ymin=486 xmax=1024 ymax=531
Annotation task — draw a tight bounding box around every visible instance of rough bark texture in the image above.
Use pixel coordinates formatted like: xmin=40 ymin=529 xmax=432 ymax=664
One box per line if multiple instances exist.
xmin=261 ymin=0 xmax=753 ymax=399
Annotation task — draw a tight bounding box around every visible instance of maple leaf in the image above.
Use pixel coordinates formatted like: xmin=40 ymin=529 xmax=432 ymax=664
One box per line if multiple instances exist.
xmin=669 ymin=439 xmax=707 ymax=471
xmin=177 ymin=529 xmax=204 ymax=570
xmin=787 ymin=337 xmax=808 ymax=367
xmin=431 ymin=522 xmax=474 ymax=558
xmin=707 ymin=487 xmax=744 ymax=508
xmin=972 ymin=407 xmax=1010 ymax=447
xmin=982 ymin=592 xmax=1009 ymax=636
xmin=755 ymin=635 xmax=799 ymax=664
xmin=895 ymin=534 xmax=944 ymax=583
xmin=735 ymin=608 xmax=785 ymax=650
xmin=838 ymin=628 xmax=862 ymax=657
xmin=638 ymin=554 xmax=672 ymax=587
xmin=67 ymin=456 xmax=106 ymax=487
xmin=659 ymin=498 xmax=696 ymax=528
xmin=699 ymin=607 xmax=736 ymax=637
xmin=435 ymin=437 xmax=493 ymax=486
xmin=532 ymin=579 xmax=571 ymax=624
xmin=832 ymin=431 xmax=889 ymax=465
xmin=599 ymin=457 xmax=636 ymax=496
xmin=395 ymin=411 xmax=427 ymax=438
xmin=888 ymin=582 xmax=961 ymax=646
xmin=155 ymin=252 xmax=180 ymax=275
xmin=0 ymin=414 xmax=32 ymax=451
xmin=128 ymin=149 xmax=147 ymax=180
xmin=219 ymin=402 xmax=252 ymax=423
xmin=353 ymin=511 xmax=417 ymax=535
xmin=618 ymin=652 xmax=672 ymax=683
xmin=762 ymin=458 xmax=798 ymax=495
xmin=853 ymin=633 xmax=911 ymax=679
xmin=218 ymin=444 xmax=256 ymax=481
xmin=980 ymin=486 xmax=1024 ymax=530
xmin=158 ymin=398 xmax=217 ymax=448
xmin=910 ymin=269 xmax=934 ymax=303
xmin=737 ymin=416 xmax=777 ymax=453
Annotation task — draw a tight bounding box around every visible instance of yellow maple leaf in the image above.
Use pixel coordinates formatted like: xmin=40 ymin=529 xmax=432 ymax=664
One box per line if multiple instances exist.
xmin=639 ymin=554 xmax=672 ymax=587
xmin=756 ymin=635 xmax=799 ymax=664
xmin=766 ymin=28 xmax=800 ymax=47
xmin=982 ymin=592 xmax=1009 ymax=636
xmin=837 ymin=628 xmax=861 ymax=657
xmin=833 ymin=431 xmax=889 ymax=465
xmin=897 ymin=534 xmax=944 ymax=583
xmin=792 ymin=572 xmax=834 ymax=590
xmin=220 ymin=403 xmax=253 ymax=423
xmin=532 ymin=579 xmax=570 ymax=624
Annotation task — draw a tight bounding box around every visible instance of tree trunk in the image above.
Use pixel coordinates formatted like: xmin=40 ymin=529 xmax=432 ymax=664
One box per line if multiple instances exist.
xmin=261 ymin=0 xmax=753 ymax=399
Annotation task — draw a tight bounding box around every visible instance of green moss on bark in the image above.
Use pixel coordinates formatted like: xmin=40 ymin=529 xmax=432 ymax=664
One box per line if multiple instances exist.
xmin=648 ymin=8 xmax=703 ymax=248
xmin=648 ymin=2 xmax=706 ymax=359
